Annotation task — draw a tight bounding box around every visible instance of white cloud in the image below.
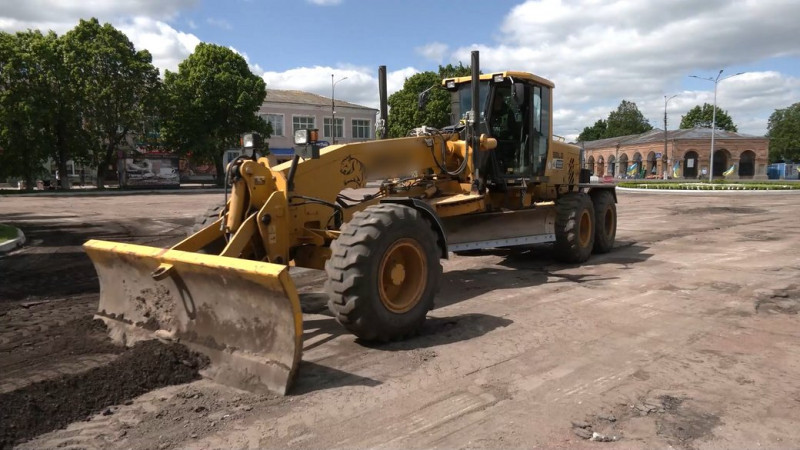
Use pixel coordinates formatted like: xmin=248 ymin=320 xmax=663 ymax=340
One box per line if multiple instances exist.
xmin=0 ymin=1 xmax=202 ymax=75
xmin=116 ymin=17 xmax=200 ymax=74
xmin=416 ymin=42 xmax=448 ymax=63
xmin=206 ymin=17 xmax=231 ymax=30
xmin=306 ymin=0 xmax=342 ymax=5
xmin=0 ymin=0 xmax=196 ymax=24
xmin=262 ymin=65 xmax=419 ymax=109
xmin=450 ymin=0 xmax=800 ymax=137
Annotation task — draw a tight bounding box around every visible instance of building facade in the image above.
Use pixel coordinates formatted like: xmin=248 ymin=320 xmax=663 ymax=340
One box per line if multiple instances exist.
xmin=258 ymin=89 xmax=378 ymax=166
xmin=581 ymin=128 xmax=769 ymax=180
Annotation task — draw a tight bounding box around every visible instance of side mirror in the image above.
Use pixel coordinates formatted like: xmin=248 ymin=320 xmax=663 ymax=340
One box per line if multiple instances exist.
xmin=418 ymin=89 xmax=430 ymax=110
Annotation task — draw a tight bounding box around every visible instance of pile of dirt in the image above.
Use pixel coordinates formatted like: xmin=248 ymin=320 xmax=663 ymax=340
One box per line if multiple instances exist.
xmin=0 ymin=340 xmax=208 ymax=448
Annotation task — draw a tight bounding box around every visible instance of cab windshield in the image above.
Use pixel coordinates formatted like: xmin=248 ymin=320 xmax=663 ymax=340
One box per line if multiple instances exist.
xmin=453 ymin=81 xmax=490 ymax=124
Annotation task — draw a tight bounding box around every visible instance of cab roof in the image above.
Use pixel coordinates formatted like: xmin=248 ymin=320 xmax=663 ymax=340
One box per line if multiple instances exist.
xmin=442 ymin=71 xmax=555 ymax=89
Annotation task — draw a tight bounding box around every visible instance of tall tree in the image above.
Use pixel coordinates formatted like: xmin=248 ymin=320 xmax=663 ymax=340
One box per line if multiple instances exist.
xmin=387 ymin=63 xmax=471 ymax=138
xmin=162 ymin=43 xmax=269 ymax=186
xmin=605 ymin=100 xmax=653 ymax=137
xmin=0 ymin=31 xmax=50 ymax=190
xmin=0 ymin=31 xmax=85 ymax=190
xmin=577 ymin=119 xmax=608 ymax=142
xmin=62 ymin=18 xmax=161 ymax=188
xmin=767 ymin=102 xmax=800 ymax=162
xmin=679 ymin=103 xmax=738 ymax=132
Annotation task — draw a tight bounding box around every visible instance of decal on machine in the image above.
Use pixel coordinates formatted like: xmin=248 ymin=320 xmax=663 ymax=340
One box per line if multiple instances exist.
xmin=340 ymin=155 xmax=366 ymax=188
xmin=568 ymin=157 xmax=575 ymax=185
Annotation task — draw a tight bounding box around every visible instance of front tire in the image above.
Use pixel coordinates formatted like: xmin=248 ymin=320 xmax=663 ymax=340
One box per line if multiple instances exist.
xmin=325 ymin=204 xmax=442 ymax=341
xmin=553 ymin=193 xmax=594 ymax=263
xmin=190 ymin=204 xmax=226 ymax=254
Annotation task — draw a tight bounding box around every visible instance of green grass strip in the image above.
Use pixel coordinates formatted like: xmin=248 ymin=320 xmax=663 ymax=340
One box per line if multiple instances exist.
xmin=617 ymin=181 xmax=800 ymax=190
xmin=0 ymin=224 xmax=18 ymax=243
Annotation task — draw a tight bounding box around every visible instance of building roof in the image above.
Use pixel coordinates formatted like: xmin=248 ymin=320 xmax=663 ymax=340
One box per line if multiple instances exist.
xmin=265 ymin=89 xmax=376 ymax=111
xmin=580 ymin=127 xmax=766 ymax=150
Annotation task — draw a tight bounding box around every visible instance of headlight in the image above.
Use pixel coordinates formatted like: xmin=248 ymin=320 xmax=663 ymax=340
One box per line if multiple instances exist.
xmin=241 ymin=132 xmax=263 ymax=149
xmin=242 ymin=133 xmax=255 ymax=148
xmin=294 ymin=129 xmax=308 ymax=145
xmin=294 ymin=129 xmax=319 ymax=145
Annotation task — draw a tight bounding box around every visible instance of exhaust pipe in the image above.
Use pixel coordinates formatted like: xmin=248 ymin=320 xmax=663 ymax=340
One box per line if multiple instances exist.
xmin=470 ymin=50 xmax=481 ymax=192
xmin=378 ymin=65 xmax=388 ymax=139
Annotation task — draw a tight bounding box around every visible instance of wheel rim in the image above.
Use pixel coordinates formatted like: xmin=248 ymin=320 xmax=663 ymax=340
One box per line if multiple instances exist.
xmin=578 ymin=210 xmax=592 ymax=247
xmin=379 ymin=238 xmax=427 ymax=313
xmin=603 ymin=207 xmax=615 ymax=239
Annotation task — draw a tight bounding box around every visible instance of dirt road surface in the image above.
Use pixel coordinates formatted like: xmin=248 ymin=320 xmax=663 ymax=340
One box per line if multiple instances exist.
xmin=1 ymin=189 xmax=799 ymax=449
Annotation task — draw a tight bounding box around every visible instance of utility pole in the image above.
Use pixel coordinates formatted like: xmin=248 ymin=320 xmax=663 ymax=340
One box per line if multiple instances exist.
xmin=664 ymin=94 xmax=678 ymax=179
xmin=331 ymin=74 xmax=348 ymax=144
xmin=689 ymin=70 xmax=744 ymax=182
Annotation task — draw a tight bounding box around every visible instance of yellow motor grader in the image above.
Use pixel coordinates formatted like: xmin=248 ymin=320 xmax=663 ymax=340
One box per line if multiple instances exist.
xmin=84 ymin=52 xmax=616 ymax=395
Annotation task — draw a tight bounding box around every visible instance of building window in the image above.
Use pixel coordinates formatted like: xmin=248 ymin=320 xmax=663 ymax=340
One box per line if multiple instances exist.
xmin=292 ymin=116 xmax=315 ymax=133
xmin=323 ymin=118 xmax=344 ymax=139
xmin=352 ymin=119 xmax=371 ymax=139
xmin=260 ymin=114 xmax=284 ymax=136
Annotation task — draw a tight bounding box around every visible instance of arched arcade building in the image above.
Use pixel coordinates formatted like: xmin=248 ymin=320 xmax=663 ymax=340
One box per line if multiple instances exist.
xmin=580 ymin=128 xmax=769 ymax=180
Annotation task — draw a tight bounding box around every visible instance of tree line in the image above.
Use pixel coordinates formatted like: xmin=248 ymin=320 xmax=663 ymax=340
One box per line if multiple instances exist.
xmin=0 ymin=18 xmax=268 ymax=190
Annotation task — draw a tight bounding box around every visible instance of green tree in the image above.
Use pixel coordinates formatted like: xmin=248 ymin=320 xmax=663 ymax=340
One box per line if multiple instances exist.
xmin=0 ymin=31 xmax=50 ymax=190
xmin=605 ymin=100 xmax=653 ymax=137
xmin=577 ymin=119 xmax=608 ymax=142
xmin=767 ymin=102 xmax=800 ymax=162
xmin=162 ymin=43 xmax=269 ymax=186
xmin=0 ymin=30 xmax=86 ymax=190
xmin=62 ymin=18 xmax=161 ymax=188
xmin=387 ymin=63 xmax=471 ymax=138
xmin=679 ymin=103 xmax=738 ymax=132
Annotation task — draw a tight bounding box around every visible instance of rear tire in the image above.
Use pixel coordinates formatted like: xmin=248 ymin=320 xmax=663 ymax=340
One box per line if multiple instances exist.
xmin=325 ymin=203 xmax=442 ymax=341
xmin=591 ymin=190 xmax=616 ymax=254
xmin=553 ymin=193 xmax=594 ymax=263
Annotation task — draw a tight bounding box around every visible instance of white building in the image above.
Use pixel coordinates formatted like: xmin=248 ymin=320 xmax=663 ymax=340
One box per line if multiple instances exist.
xmin=258 ymin=89 xmax=378 ymax=166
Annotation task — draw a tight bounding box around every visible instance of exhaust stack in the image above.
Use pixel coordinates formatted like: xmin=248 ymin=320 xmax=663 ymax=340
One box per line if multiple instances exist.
xmin=378 ymin=65 xmax=388 ymax=139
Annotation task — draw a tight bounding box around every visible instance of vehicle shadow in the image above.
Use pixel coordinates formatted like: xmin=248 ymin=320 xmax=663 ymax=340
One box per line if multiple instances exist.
xmin=294 ymin=312 xmax=512 ymax=395
xmin=290 ymin=360 xmax=382 ymax=395
xmin=435 ymin=240 xmax=652 ymax=309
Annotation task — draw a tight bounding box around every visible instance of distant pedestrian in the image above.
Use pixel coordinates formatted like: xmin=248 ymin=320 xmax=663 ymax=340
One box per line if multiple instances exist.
xmin=80 ymin=168 xmax=85 ymax=187
xmin=55 ymin=170 xmax=60 ymax=188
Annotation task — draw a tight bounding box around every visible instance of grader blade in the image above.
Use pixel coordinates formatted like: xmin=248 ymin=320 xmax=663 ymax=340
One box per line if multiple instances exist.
xmin=83 ymin=239 xmax=303 ymax=395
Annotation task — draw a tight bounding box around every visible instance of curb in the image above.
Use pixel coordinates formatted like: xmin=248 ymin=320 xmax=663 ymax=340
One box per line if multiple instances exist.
xmin=0 ymin=188 xmax=225 ymax=198
xmin=0 ymin=226 xmax=26 ymax=253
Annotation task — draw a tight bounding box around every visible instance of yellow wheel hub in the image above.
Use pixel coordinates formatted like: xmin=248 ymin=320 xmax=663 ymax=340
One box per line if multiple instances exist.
xmin=578 ymin=210 xmax=592 ymax=247
xmin=603 ymin=208 xmax=615 ymax=238
xmin=379 ymin=238 xmax=426 ymax=313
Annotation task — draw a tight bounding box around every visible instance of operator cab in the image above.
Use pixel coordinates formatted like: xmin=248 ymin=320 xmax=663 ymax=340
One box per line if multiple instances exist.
xmin=445 ymin=72 xmax=552 ymax=187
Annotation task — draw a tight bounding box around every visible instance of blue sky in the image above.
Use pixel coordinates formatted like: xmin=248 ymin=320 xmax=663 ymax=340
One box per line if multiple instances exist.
xmin=2 ymin=0 xmax=799 ymax=140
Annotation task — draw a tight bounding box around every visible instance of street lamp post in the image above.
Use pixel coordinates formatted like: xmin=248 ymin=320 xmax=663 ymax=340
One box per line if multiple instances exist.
xmin=331 ymin=74 xmax=348 ymax=144
xmin=689 ymin=70 xmax=744 ymax=182
xmin=664 ymin=94 xmax=678 ymax=179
